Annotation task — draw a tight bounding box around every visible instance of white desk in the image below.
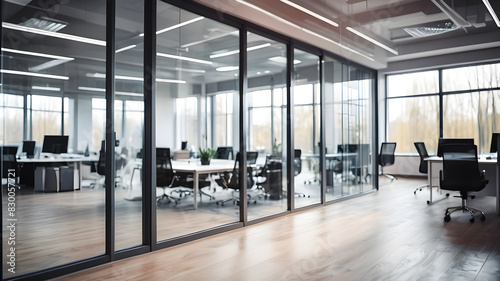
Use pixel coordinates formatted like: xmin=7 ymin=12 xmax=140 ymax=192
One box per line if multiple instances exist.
xmin=425 ymin=155 xmax=499 ymax=214
xmin=18 ymin=155 xmax=98 ymax=191
xmin=172 ymin=159 xmax=234 ymax=209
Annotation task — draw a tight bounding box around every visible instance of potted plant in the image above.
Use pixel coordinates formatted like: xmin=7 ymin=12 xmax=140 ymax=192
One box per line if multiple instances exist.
xmin=199 ymin=147 xmax=216 ymax=165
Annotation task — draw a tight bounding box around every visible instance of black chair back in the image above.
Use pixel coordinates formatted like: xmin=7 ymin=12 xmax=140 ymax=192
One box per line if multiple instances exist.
xmin=440 ymin=144 xmax=487 ymax=193
xmin=215 ymin=146 xmax=233 ymax=159
xmin=414 ymin=142 xmax=429 ymax=174
xmin=379 ymin=142 xmax=396 ymax=167
xmin=490 ymin=133 xmax=499 ymax=153
xmin=2 ymin=146 xmax=19 ymax=179
xmin=437 ymin=138 xmax=474 ymax=157
xmin=294 ymin=149 xmax=302 ymax=176
xmin=156 ymin=148 xmax=175 ymax=187
xmin=97 ymin=140 xmax=106 ymax=176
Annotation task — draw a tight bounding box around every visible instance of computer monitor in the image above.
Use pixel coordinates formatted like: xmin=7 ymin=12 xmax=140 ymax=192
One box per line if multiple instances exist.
xmin=42 ymin=135 xmax=69 ymax=154
xmin=491 ymin=133 xmax=499 ymax=153
xmin=22 ymin=141 xmax=36 ymax=158
xmin=437 ymin=138 xmax=474 ymax=157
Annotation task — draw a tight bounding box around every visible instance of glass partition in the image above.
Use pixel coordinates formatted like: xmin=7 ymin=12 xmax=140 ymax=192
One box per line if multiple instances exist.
xmin=114 ymin=1 xmax=145 ymax=250
xmin=293 ymin=49 xmax=321 ymax=208
xmin=246 ymin=32 xmax=288 ymax=220
xmin=155 ymin=2 xmax=240 ymax=241
xmin=2 ymin=0 xmax=106 ymax=277
xmin=324 ymin=57 xmax=374 ymax=201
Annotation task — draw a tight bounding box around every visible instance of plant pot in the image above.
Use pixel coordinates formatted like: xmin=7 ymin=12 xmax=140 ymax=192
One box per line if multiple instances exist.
xmin=200 ymin=157 xmax=210 ymax=165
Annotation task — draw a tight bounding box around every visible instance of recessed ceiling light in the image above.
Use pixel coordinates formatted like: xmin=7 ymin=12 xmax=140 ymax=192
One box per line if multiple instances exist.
xmin=19 ymin=16 xmax=68 ymax=32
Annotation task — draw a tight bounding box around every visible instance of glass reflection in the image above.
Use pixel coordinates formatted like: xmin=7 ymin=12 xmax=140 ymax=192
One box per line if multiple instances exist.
xmin=293 ymin=49 xmax=320 ymax=208
xmin=155 ymin=2 xmax=240 ymax=241
xmin=324 ymin=57 xmax=374 ymax=202
xmin=2 ymin=0 xmax=106 ymax=277
xmin=246 ymin=32 xmax=288 ymax=220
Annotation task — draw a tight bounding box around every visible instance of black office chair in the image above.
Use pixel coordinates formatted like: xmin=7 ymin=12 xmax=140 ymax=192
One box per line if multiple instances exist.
xmin=413 ymin=142 xmax=430 ymax=194
xmin=439 ymin=144 xmax=488 ymax=223
xmin=156 ymin=148 xmax=180 ymax=206
xmin=215 ymin=152 xmax=257 ymax=206
xmin=1 ymin=146 xmax=21 ymax=189
xmin=215 ymin=146 xmax=233 ymax=159
xmin=379 ymin=142 xmax=397 ymax=182
xmin=294 ymin=149 xmax=310 ymax=198
xmin=490 ymin=133 xmax=499 ymax=153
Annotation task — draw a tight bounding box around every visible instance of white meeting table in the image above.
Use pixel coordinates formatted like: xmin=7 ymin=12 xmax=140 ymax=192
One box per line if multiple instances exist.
xmin=171 ymin=159 xmax=235 ymax=209
xmin=425 ymin=155 xmax=499 ymax=214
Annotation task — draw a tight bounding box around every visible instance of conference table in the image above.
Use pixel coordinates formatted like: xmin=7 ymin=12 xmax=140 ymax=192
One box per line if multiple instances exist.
xmin=171 ymin=159 xmax=235 ymax=209
xmin=425 ymin=154 xmax=499 ymax=215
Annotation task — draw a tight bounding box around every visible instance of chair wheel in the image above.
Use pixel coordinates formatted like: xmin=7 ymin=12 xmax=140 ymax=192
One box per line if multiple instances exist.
xmin=444 ymin=215 xmax=451 ymax=222
xmin=427 ymin=200 xmax=430 ymax=204
xmin=480 ymin=215 xmax=486 ymax=221
xmin=470 ymin=218 xmax=475 ymax=223
xmin=470 ymin=195 xmax=475 ymax=199
xmin=307 ymin=195 xmax=311 ymax=198
xmin=446 ymin=193 xmax=450 ymax=197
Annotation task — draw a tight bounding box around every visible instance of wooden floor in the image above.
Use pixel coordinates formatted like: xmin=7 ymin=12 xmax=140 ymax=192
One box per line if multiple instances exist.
xmin=52 ymin=177 xmax=500 ymax=281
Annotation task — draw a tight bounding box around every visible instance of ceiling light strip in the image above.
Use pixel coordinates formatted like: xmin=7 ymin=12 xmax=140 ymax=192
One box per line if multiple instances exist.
xmin=346 ymin=27 xmax=398 ymax=55
xmin=1 ymin=47 xmax=74 ymax=60
xmin=139 ymin=16 xmax=204 ymax=37
xmin=86 ymin=73 xmax=186 ymax=84
xmin=116 ymin=44 xmax=137 ymax=53
xmin=2 ymin=22 xmax=106 ymax=46
xmin=157 ymin=52 xmax=212 ymax=65
xmin=32 ymin=86 xmax=61 ymax=91
xmin=483 ymin=0 xmax=500 ymax=27
xmin=280 ymin=0 xmax=339 ymax=27
xmin=1 ymin=69 xmax=69 ymax=80
xmin=235 ymin=0 xmax=373 ymax=61
xmin=210 ymin=43 xmax=271 ymax=58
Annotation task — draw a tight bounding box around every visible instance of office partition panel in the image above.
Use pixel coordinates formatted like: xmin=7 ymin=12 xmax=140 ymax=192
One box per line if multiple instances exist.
xmin=246 ymin=32 xmax=288 ymax=220
xmin=114 ymin=1 xmax=145 ymax=251
xmin=324 ymin=58 xmax=375 ymax=202
xmin=1 ymin=1 xmax=107 ymax=277
xmin=155 ymin=2 xmax=240 ymax=242
xmin=293 ymin=49 xmax=321 ymax=208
